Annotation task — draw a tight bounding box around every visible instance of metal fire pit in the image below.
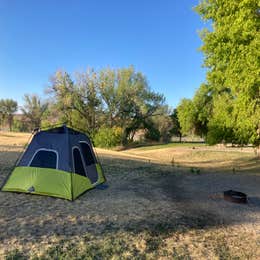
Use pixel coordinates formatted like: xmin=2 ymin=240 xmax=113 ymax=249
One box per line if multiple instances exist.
xmin=224 ymin=190 xmax=247 ymax=204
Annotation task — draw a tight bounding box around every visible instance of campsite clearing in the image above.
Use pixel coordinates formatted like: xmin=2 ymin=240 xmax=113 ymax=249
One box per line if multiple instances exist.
xmin=0 ymin=132 xmax=260 ymax=259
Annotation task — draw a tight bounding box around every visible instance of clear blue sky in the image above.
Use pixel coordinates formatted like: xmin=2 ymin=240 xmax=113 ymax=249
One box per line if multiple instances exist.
xmin=0 ymin=0 xmax=208 ymax=109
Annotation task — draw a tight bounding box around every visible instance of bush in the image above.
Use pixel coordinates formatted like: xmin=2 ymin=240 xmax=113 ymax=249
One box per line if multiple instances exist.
xmin=206 ymin=125 xmax=234 ymax=145
xmin=145 ymin=126 xmax=160 ymax=141
xmin=94 ymin=127 xmax=123 ymax=148
xmin=13 ymin=119 xmax=30 ymax=132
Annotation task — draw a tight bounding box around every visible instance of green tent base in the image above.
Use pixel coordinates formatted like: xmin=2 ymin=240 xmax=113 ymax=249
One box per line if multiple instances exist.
xmin=2 ymin=165 xmax=105 ymax=200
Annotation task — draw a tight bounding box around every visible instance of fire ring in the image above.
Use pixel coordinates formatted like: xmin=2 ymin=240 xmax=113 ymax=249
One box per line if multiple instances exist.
xmin=223 ymin=190 xmax=247 ymax=204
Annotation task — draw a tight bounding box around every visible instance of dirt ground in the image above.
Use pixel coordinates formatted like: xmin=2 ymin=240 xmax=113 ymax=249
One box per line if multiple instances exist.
xmin=0 ymin=132 xmax=259 ymax=259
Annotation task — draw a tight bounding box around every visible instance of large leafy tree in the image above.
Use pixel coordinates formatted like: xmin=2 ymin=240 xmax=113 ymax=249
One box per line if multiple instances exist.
xmin=0 ymin=99 xmax=18 ymax=131
xmin=75 ymin=69 xmax=101 ymax=131
xmin=0 ymin=103 xmax=6 ymax=128
xmin=99 ymin=66 xmax=165 ymax=144
xmin=192 ymin=83 xmax=213 ymax=137
xmin=21 ymin=94 xmax=48 ymax=130
xmin=99 ymin=68 xmax=118 ymax=127
xmin=46 ymin=67 xmax=165 ymax=144
xmin=150 ymin=105 xmax=173 ymax=142
xmin=46 ymin=70 xmax=77 ymax=126
xmin=170 ymin=109 xmax=182 ymax=142
xmin=46 ymin=70 xmax=101 ymax=134
xmin=177 ymin=84 xmax=213 ymax=139
xmin=116 ymin=68 xmax=165 ymax=144
xmin=195 ymin=0 xmax=260 ymax=146
xmin=177 ymin=98 xmax=197 ymax=136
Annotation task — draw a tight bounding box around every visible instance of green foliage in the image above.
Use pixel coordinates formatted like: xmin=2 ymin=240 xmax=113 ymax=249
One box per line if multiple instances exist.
xmin=12 ymin=118 xmax=30 ymax=132
xmin=176 ymin=98 xmax=196 ymax=135
xmin=21 ymin=94 xmax=48 ymax=130
xmin=170 ymin=109 xmax=182 ymax=142
xmin=149 ymin=105 xmax=173 ymax=142
xmin=98 ymin=66 xmax=165 ymax=144
xmin=177 ymin=85 xmax=213 ymax=139
xmin=46 ymin=70 xmax=94 ymax=129
xmin=192 ymin=84 xmax=213 ymax=136
xmin=145 ymin=125 xmax=161 ymax=141
xmin=93 ymin=127 xmax=123 ymax=148
xmin=46 ymin=66 xmax=166 ymax=145
xmin=1 ymin=66 xmax=169 ymax=146
xmin=192 ymin=0 xmax=260 ymax=146
xmin=0 ymin=98 xmax=18 ymax=131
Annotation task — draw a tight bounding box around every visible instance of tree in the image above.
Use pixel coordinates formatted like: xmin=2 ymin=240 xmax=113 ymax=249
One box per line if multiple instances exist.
xmin=46 ymin=67 xmax=166 ymax=145
xmin=98 ymin=66 xmax=165 ymax=145
xmin=46 ymin=70 xmax=76 ymax=126
xmin=170 ymin=109 xmax=182 ymax=142
xmin=177 ymin=85 xmax=213 ymax=140
xmin=195 ymin=0 xmax=260 ymax=146
xmin=206 ymin=92 xmax=235 ymax=145
xmin=114 ymin=67 xmax=165 ymax=145
xmin=176 ymin=98 xmax=197 ymax=136
xmin=192 ymin=84 xmax=213 ymax=137
xmin=99 ymin=68 xmax=118 ymax=127
xmin=75 ymin=69 xmax=101 ymax=131
xmin=43 ymin=66 xmax=168 ymax=146
xmin=149 ymin=105 xmax=173 ymax=142
xmin=0 ymin=99 xmax=18 ymax=131
xmin=21 ymin=94 xmax=48 ymax=130
xmin=46 ymin=70 xmax=101 ymax=135
xmin=0 ymin=105 xmax=6 ymax=129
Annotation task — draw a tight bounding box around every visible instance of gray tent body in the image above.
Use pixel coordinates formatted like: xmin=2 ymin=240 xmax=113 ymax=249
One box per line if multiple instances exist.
xmin=18 ymin=125 xmax=100 ymax=183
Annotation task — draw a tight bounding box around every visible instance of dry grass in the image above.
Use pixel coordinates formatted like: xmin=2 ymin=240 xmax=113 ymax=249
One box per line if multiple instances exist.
xmin=124 ymin=145 xmax=260 ymax=173
xmin=0 ymin=131 xmax=31 ymax=146
xmin=0 ymin=132 xmax=260 ymax=259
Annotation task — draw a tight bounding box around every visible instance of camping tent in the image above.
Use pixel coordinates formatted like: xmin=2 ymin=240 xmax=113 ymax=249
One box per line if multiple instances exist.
xmin=1 ymin=125 xmax=106 ymax=200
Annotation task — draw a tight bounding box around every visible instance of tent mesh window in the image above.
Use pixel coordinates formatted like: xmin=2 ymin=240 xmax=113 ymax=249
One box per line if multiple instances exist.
xmin=73 ymin=147 xmax=86 ymax=177
xmin=30 ymin=150 xmax=57 ymax=169
xmin=80 ymin=142 xmax=96 ymax=166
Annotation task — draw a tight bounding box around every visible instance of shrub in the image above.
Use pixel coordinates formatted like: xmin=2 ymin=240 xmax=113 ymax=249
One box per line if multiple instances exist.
xmin=12 ymin=118 xmax=30 ymax=132
xmin=94 ymin=127 xmax=123 ymax=148
xmin=206 ymin=125 xmax=235 ymax=145
xmin=145 ymin=126 xmax=160 ymax=141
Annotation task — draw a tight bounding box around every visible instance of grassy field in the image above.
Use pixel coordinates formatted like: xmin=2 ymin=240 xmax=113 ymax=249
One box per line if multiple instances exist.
xmin=0 ymin=131 xmax=260 ymax=259
xmin=122 ymin=142 xmax=206 ymax=151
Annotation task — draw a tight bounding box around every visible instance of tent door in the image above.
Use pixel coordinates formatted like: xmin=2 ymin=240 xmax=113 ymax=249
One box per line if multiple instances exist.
xmin=79 ymin=142 xmax=99 ymax=184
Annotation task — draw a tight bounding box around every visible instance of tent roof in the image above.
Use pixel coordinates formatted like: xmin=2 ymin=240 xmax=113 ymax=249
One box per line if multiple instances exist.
xmin=38 ymin=124 xmax=88 ymax=136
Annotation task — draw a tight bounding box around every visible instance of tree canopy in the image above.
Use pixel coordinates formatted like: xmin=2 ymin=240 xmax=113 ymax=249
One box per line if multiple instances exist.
xmin=0 ymin=99 xmax=18 ymax=131
xmin=177 ymin=0 xmax=260 ymax=146
xmin=44 ymin=66 xmax=166 ymax=145
xmin=21 ymin=94 xmax=48 ymax=130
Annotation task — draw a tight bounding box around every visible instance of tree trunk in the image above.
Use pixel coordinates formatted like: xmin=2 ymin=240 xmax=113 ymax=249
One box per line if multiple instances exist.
xmin=121 ymin=127 xmax=131 ymax=146
xmin=257 ymin=145 xmax=260 ymax=159
xmin=110 ymin=113 xmax=113 ymax=128
xmin=92 ymin=110 xmax=95 ymax=130
xmin=8 ymin=115 xmax=12 ymax=131
xmin=130 ymin=130 xmax=136 ymax=142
